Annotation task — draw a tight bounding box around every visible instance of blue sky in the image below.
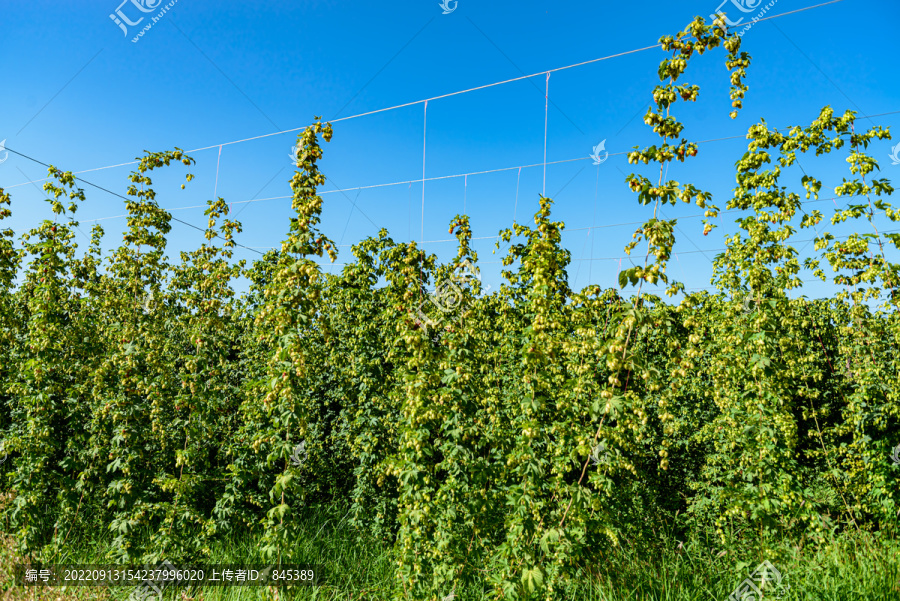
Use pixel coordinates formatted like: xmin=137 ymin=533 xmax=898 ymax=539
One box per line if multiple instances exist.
xmin=1 ymin=0 xmax=898 ymax=300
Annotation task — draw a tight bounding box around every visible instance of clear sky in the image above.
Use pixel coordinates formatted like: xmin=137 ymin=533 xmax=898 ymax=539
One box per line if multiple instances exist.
xmin=2 ymin=0 xmax=898 ymax=301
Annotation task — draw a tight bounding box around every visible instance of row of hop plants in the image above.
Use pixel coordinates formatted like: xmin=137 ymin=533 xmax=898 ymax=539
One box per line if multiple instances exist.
xmin=1 ymin=14 xmax=898 ymax=601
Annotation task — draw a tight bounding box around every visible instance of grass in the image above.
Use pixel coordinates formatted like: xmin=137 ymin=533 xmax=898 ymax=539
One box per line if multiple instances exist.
xmin=1 ymin=496 xmax=899 ymax=600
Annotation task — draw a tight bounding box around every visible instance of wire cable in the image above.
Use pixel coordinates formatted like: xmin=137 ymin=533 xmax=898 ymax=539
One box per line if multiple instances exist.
xmin=543 ymin=72 xmax=550 ymax=197
xmin=25 ymin=107 xmax=898 ymax=228
xmin=421 ymin=100 xmax=428 ymax=243
xmin=2 ymin=146 xmax=265 ymax=256
xmin=1 ymin=1 xmax=854 ymax=193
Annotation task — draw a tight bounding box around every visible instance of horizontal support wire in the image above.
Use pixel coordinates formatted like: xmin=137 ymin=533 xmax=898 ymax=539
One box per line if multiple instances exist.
xmin=248 ymin=228 xmax=900 ymax=262
xmin=65 ymin=194 xmax=877 ymax=248
xmin=53 ymin=106 xmax=900 ymax=229
xmin=2 ymin=0 xmax=853 ymax=192
xmin=2 ymin=0 xmax=880 ymax=280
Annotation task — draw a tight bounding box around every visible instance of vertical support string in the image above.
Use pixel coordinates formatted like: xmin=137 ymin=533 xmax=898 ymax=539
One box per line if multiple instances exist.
xmin=573 ymin=229 xmax=592 ymax=290
xmin=421 ymin=100 xmax=428 ymax=244
xmin=514 ymin=166 xmax=522 ymax=222
xmin=463 ymin=174 xmax=467 ymax=214
xmin=542 ymin=72 xmax=550 ymax=198
xmin=589 ymin=163 xmax=599 ymax=284
xmin=213 ymin=144 xmax=223 ymax=207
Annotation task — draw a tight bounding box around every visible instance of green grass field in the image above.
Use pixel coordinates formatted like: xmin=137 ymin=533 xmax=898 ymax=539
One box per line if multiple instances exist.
xmin=2 ymin=496 xmax=898 ymax=601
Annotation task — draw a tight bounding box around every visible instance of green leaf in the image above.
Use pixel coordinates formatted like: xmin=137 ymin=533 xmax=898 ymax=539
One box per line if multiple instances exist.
xmin=521 ymin=567 xmax=544 ymax=593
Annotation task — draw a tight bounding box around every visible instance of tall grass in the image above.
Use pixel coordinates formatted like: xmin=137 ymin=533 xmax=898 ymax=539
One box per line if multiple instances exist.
xmin=2 ymin=496 xmax=897 ymax=600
